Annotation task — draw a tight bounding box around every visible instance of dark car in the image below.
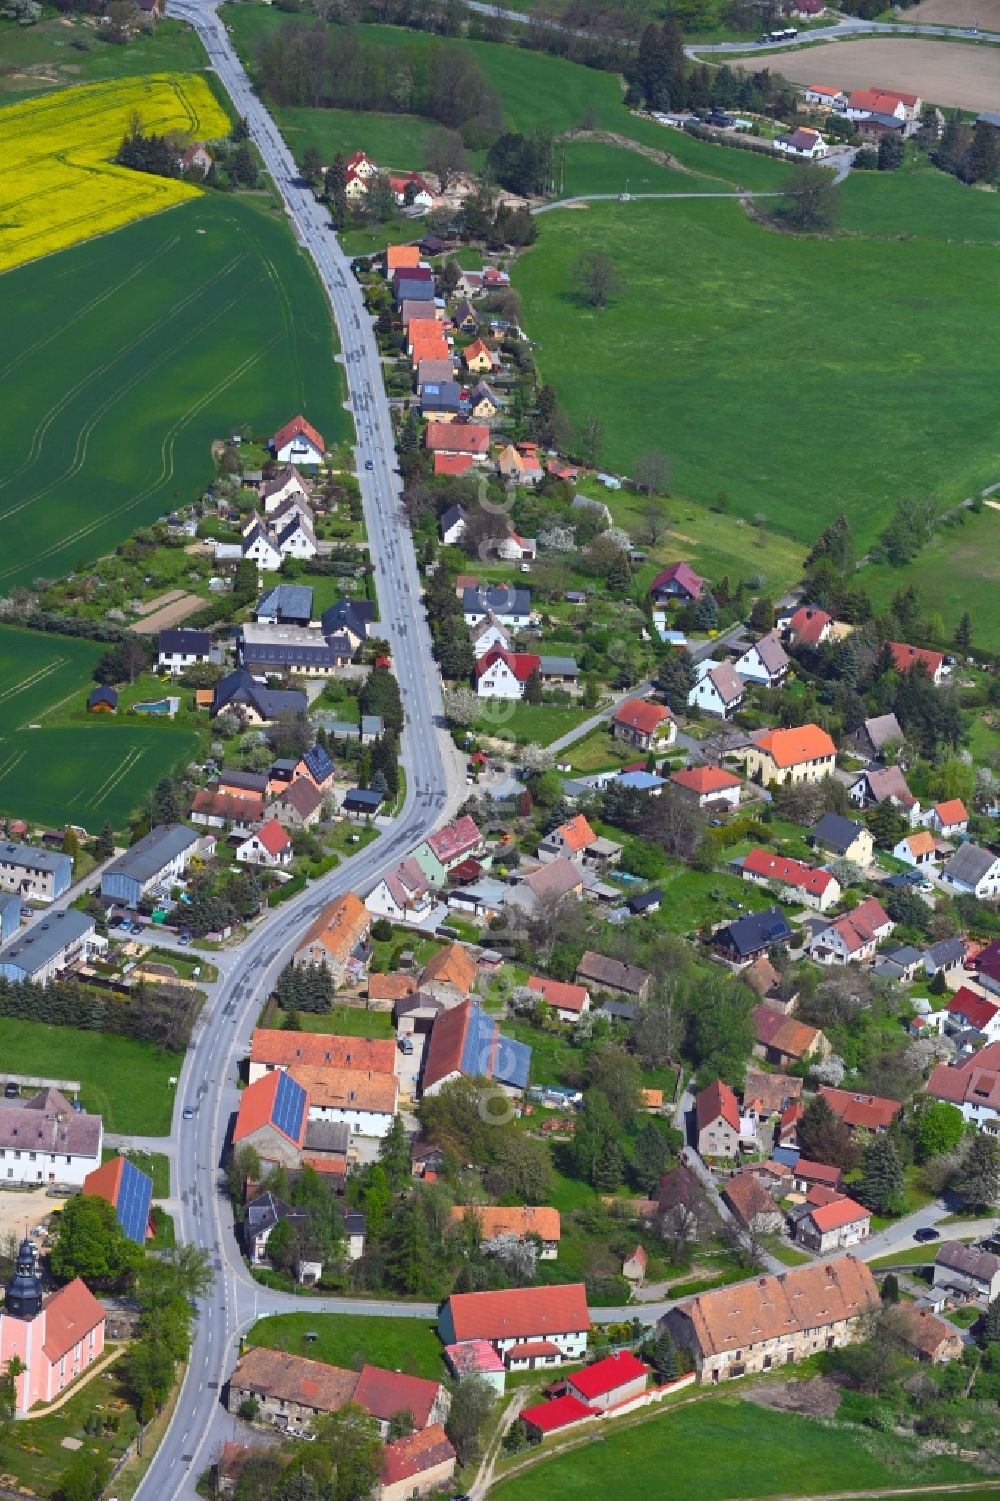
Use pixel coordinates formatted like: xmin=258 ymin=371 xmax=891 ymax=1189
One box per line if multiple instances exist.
xmin=913 ymin=1227 xmax=941 ymax=1243
xmin=364 ymin=458 xmax=374 ymax=470
xmin=182 ymin=1106 xmax=196 ymax=1120
xmin=4 ymin=1082 xmax=18 ymax=1099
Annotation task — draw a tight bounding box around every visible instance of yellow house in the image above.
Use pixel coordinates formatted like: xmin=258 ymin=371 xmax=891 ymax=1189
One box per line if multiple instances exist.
xmin=469 ymin=382 xmax=498 ymax=420
xmin=463 ymin=338 xmax=494 ymax=374
xmin=745 ymin=724 xmax=837 ymax=787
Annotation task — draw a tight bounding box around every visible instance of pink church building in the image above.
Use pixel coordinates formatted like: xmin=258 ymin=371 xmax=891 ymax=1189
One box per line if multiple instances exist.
xmin=0 ymin=1240 xmax=106 ymax=1412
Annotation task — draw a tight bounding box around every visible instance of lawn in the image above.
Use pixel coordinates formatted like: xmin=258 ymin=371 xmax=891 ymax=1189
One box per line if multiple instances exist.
xmin=473 ymin=702 xmax=591 ymax=746
xmin=652 ymin=866 xmax=788 ymax=936
xmin=513 ymin=196 xmax=1000 ymax=546
xmin=268 ymin=1005 xmax=394 ymax=1039
xmin=857 ymin=505 xmax=1000 ymax=652
xmin=0 ymin=1018 xmax=182 ymax=1134
xmin=563 ymin=728 xmax=637 ymax=774
xmin=101 ymin=1147 xmax=171 ymax=1199
xmin=0 ymin=15 xmax=210 ymax=97
xmin=558 ymin=141 xmax=718 ymax=199
xmin=3 ymin=1359 xmax=139 ymax=1497
xmin=0 ymin=191 xmax=347 ymax=591
xmin=493 ymin=1395 xmax=985 ymax=1501
xmin=248 ymin=1312 xmax=446 ymax=1379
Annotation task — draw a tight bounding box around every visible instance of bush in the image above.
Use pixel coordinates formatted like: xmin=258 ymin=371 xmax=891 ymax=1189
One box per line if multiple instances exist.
xmin=370 ymin=917 xmax=393 ymax=942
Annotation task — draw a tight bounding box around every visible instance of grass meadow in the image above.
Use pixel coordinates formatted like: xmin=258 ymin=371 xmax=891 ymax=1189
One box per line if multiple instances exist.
xmin=513 ymin=196 xmax=1000 ymax=545
xmin=858 ymin=505 xmax=1000 ymax=651
xmin=0 ymin=15 xmax=210 ymax=99
xmin=492 ymin=1398 xmax=986 ymax=1501
xmin=248 ymin=1313 xmax=446 ymax=1379
xmin=0 ymin=1018 xmax=182 ymax=1133
xmin=0 ymin=626 xmax=198 ymax=829
xmin=0 ymin=193 xmax=347 ymax=590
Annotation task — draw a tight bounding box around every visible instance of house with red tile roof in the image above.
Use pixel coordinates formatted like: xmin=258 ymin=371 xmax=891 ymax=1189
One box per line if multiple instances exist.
xmin=249 ymin=1029 xmax=396 ymax=1083
xmin=782 ymin=605 xmax=833 ymax=648
xmin=793 ymin=1159 xmax=843 ymax=1192
xmin=805 ymin=896 xmax=893 ymax=965
xmin=232 ymin=1071 xmax=309 ymax=1167
xmin=670 ymin=764 xmax=742 ymax=810
xmin=463 ymin=338 xmax=496 ymax=374
xmin=527 ymin=975 xmax=590 ymax=1021
xmin=425 ymin=422 xmax=490 ymax=460
xmin=293 ymin=892 xmax=371 ymax=982
xmin=926 ymin=1040 xmax=1000 ymax=1133
xmin=235 ymin=821 xmax=293 ymax=869
xmin=449 ymin=1204 xmax=561 ymax=1257
xmin=385 ymin=243 xmax=421 ymax=272
xmin=741 ymin=848 xmax=840 ymax=912
xmin=411 ymin=815 xmax=484 ymax=886
xmin=379 ymin=1424 xmax=455 ymax=1501
xmin=538 ymin=812 xmax=596 ymax=864
xmin=723 ymin=1171 xmax=783 ymax=1233
xmin=567 ymin=1351 xmax=650 ymax=1409
xmin=612 ymin=698 xmax=676 ymax=752
xmin=936 ymin=987 xmax=1000 ymax=1044
xmin=434 ymin=452 xmax=474 ymax=477
xmin=271 ymin=415 xmax=325 ymax=466
xmin=227 ymin=1348 xmax=448 ymax=1437
xmin=421 ymin=997 xmax=531 ymax=1094
xmin=622 ymin=1243 xmax=648 ymax=1285
xmin=745 ymin=724 xmax=837 ymax=787
xmin=817 ymin=1085 xmax=902 ymax=1133
xmin=190 ymin=788 xmax=265 ymax=830
xmin=792 ymin=1194 xmax=871 ymax=1254
xmin=475 ymin=648 xmax=541 ymax=701
xmin=695 ymin=1079 xmax=741 ymax=1160
xmin=665 ymin=1255 xmax=878 ymax=1382
xmin=649 ymin=562 xmax=704 ymax=603
xmin=753 ymin=1004 xmax=828 ymax=1066
xmin=439 ymin=1282 xmax=590 ymax=1363
xmin=923 ymin=799 xmax=969 ymax=838
xmin=82 ymin=1156 xmax=153 ymax=1244
xmin=893 ymin=830 xmax=937 ymax=868
xmin=895 ymin=1305 xmax=963 ymax=1366
xmin=418 ymin=942 xmax=478 ymax=1003
xmin=891 ymin=641 xmax=946 ymax=684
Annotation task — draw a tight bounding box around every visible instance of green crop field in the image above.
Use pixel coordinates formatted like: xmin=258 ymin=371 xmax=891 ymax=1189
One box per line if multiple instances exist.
xmin=0 ymin=626 xmax=198 ymax=829
xmin=0 ymin=1018 xmax=182 ymax=1134
xmin=858 ymin=505 xmax=1000 ymax=651
xmin=493 ymin=1397 xmax=985 ymax=1501
xmin=0 ymin=192 xmax=346 ymax=590
xmin=513 ymin=196 xmax=1000 ymax=546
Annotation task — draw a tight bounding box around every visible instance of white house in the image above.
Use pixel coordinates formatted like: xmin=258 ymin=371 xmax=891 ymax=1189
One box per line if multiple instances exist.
xmin=462 ymin=586 xmax=531 ymax=631
xmin=893 ymin=830 xmax=937 ymax=869
xmin=271 ymin=415 xmax=325 ymax=467
xmin=475 ymin=649 xmax=539 ymax=701
xmin=440 ymin=505 xmax=467 ymax=547
xmin=275 ymin=513 xmax=317 ymax=560
xmin=438 ymin=1284 xmax=590 ymax=1366
xmin=496 ymin=531 xmax=538 ymax=563
xmin=922 ymin=800 xmax=969 ymax=838
xmin=734 ymin=632 xmax=789 ymax=687
xmin=236 ymin=822 xmax=293 ymax=869
xmin=242 ymin=520 xmax=282 ymax=572
xmin=365 ymin=858 xmax=435 ymax=925
xmin=776 ymin=127 xmax=828 ymax=159
xmin=805 ymin=897 xmax=893 ymax=965
xmin=688 ymin=660 xmax=746 ymax=719
xmin=804 ymin=84 xmax=847 ymax=110
xmin=940 ymin=844 xmax=1000 ymax=900
xmin=669 ymin=765 xmax=743 ymax=810
xmin=157 ymin=629 xmax=211 ymax=674
xmin=262 ymin=467 xmax=310 ymax=514
xmin=470 ymin=614 xmax=511 ymax=658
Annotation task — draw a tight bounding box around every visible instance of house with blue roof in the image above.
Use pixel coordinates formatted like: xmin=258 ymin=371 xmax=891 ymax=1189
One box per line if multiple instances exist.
xmin=421 ymin=998 xmax=531 ymax=1098
xmin=254 ymin=584 xmax=314 ymax=628
xmin=83 ymin=1155 xmax=153 ymax=1245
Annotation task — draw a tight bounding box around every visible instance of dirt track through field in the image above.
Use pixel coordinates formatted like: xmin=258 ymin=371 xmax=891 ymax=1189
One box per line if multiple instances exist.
xmin=735 ymin=37 xmax=1000 ymax=112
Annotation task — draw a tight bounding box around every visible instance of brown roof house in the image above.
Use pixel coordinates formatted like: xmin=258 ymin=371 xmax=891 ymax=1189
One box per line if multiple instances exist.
xmin=419 ymin=943 xmax=479 ymax=1005
xmin=449 ymin=1205 xmax=561 ymax=1259
xmin=723 ymin=1171 xmax=784 ymax=1234
xmin=379 ymin=1425 xmax=456 ymax=1501
xmin=695 ymin=1079 xmax=741 ymax=1161
xmin=574 ymin=951 xmax=651 ymax=1001
xmin=752 ymin=1003 xmax=829 ymax=1067
xmin=226 ymin=1348 xmax=448 ymax=1437
xmin=743 ymin=1068 xmax=803 ymax=1117
xmin=293 ymin=892 xmax=371 ymax=985
xmin=664 ymin=1255 xmax=879 ymax=1383
xmin=895 ymin=1306 xmax=964 ymax=1365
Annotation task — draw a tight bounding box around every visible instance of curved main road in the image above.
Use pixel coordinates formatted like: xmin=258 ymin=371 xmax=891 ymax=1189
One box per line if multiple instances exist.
xmin=138 ymin=1 xmax=464 ymax=1492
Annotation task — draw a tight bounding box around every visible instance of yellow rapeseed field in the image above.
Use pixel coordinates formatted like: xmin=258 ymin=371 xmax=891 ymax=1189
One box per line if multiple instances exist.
xmin=0 ymin=73 xmax=230 ymax=273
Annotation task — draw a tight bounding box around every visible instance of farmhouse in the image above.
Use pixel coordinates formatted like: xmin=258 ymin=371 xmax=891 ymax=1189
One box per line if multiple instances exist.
xmin=723 ymin=1172 xmax=783 ymax=1234
xmin=101 ymin=824 xmax=200 ymax=907
xmin=232 ymin=1071 xmax=308 ymax=1168
xmin=0 ymin=842 xmax=72 ymax=903
xmin=0 ymin=1088 xmax=102 ymax=1187
xmin=421 ymin=998 xmax=530 ymax=1095
xmin=565 ymin=1351 xmax=650 ymax=1410
xmin=689 ymin=660 xmax=746 ymax=719
xmin=612 ymin=698 xmax=676 ymax=751
xmin=745 ymin=724 xmax=836 ymax=787
xmin=664 ymin=1255 xmax=878 ymax=1382
xmin=804 ymin=84 xmax=846 ymax=109
xmin=293 ymin=894 xmax=371 ymax=984
xmin=227 ymin=1348 xmax=448 ymax=1437
xmin=289 ymin=1065 xmax=397 ymax=1138
xmin=438 ymin=1283 xmax=590 ymax=1365
xmin=270 ymin=415 xmax=325 ymax=467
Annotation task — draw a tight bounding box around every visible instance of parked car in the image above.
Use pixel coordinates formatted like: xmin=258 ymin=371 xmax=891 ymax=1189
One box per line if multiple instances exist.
xmin=913 ymin=1227 xmax=941 ymax=1243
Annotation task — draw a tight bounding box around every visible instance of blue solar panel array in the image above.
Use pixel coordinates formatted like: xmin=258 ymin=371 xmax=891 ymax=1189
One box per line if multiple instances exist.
xmin=115 ymin=1159 xmax=153 ymax=1245
xmin=272 ymin=1071 xmax=307 ymax=1143
xmin=495 ymin=1036 xmax=531 ymax=1091
xmin=460 ymin=1003 xmax=498 ymax=1080
xmin=304 ymin=744 xmax=334 ymax=784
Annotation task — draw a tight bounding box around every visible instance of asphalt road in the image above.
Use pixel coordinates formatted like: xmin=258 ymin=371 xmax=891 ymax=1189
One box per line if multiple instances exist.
xmin=137 ymin=0 xmax=467 ymax=1491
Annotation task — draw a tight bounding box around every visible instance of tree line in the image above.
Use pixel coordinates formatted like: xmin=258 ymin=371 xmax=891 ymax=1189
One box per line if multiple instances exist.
xmin=0 ymin=975 xmax=200 ymax=1053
